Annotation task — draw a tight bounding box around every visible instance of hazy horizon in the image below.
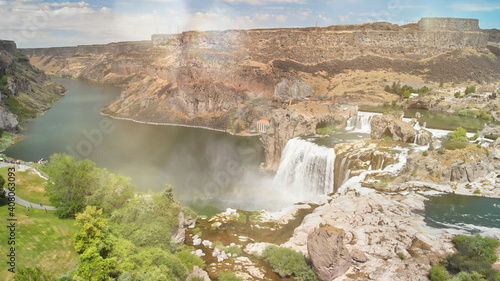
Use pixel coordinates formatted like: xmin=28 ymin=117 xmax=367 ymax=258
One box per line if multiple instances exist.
xmin=0 ymin=0 xmax=499 ymax=49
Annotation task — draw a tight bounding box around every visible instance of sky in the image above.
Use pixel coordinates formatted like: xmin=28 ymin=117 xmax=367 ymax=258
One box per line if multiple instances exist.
xmin=0 ymin=0 xmax=499 ymax=48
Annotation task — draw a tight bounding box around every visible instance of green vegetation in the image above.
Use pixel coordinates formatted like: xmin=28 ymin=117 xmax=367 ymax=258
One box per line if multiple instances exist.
xmin=218 ymin=271 xmax=243 ymax=281
xmin=397 ymin=252 xmax=407 ymax=260
xmin=429 ymin=234 xmax=500 ymax=281
xmin=429 ymin=265 xmax=450 ymax=281
xmin=0 ymin=204 xmax=79 ymax=279
xmin=443 ymin=127 xmax=469 ymax=150
xmin=455 ymin=107 xmax=492 ymax=121
xmin=0 ymin=131 xmax=17 ymax=151
xmin=45 ymin=154 xmax=134 ymax=218
xmin=262 ymin=245 xmax=320 ymax=281
xmin=384 ymin=82 xmax=431 ymax=98
xmin=13 ymin=267 xmax=54 ymax=281
xmin=382 ymin=136 xmax=393 ymax=141
xmin=3 ymin=154 xmax=202 ymax=280
xmin=212 ymin=241 xmax=243 ymax=257
xmin=422 ymin=151 xmax=429 ymax=157
xmin=465 ymin=85 xmax=476 ymax=95
xmin=473 ymin=189 xmax=481 ymax=195
xmin=0 ymin=167 xmax=51 ymax=205
xmin=454 ymin=92 xmax=462 ymax=98
xmin=316 ymin=125 xmax=336 ymax=135
xmin=4 ymin=95 xmax=39 ymax=123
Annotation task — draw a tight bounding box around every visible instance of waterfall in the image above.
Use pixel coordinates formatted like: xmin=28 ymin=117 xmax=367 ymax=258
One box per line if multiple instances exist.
xmin=346 ymin=112 xmax=380 ymax=133
xmin=274 ymin=138 xmax=336 ymax=195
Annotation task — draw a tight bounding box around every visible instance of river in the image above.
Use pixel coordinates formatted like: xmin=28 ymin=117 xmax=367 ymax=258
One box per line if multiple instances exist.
xmin=4 ymin=78 xmax=295 ymax=215
xmin=4 ymin=78 xmax=500 ymax=230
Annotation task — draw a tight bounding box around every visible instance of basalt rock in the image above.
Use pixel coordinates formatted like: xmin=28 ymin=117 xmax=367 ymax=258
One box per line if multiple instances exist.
xmin=307 ymin=227 xmax=351 ymax=281
xmin=371 ymin=114 xmax=432 ymax=145
xmin=371 ymin=115 xmax=416 ymax=143
xmin=273 ymin=79 xmax=314 ymax=103
xmin=0 ymin=39 xmax=65 ymax=132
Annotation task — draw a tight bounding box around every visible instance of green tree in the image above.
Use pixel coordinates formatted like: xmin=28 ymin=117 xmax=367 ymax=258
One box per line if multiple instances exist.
xmin=74 ymin=206 xmax=118 ymax=281
xmin=465 ymin=86 xmax=476 ymax=95
xmin=45 ymin=154 xmax=100 ymax=218
xmin=45 ymin=154 xmax=134 ymax=218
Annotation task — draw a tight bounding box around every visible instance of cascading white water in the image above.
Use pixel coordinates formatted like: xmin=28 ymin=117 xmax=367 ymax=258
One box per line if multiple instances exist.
xmin=346 ymin=112 xmax=381 ymax=133
xmin=274 ymin=138 xmax=336 ymax=195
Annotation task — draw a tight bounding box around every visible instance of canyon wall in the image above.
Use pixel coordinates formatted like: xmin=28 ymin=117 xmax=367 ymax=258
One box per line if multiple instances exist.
xmin=20 ymin=18 xmax=500 ymax=168
xmin=0 ymin=40 xmax=65 ymax=132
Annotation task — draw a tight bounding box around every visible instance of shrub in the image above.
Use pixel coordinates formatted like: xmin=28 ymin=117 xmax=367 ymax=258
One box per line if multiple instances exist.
xmin=444 ymin=141 xmax=469 ymax=150
xmin=437 ymin=147 xmax=446 ymax=155
xmin=403 ymin=90 xmax=412 ymax=99
xmin=470 ymin=133 xmax=480 ymax=141
xmin=397 ymin=252 xmax=407 ymax=260
xmin=444 ymin=234 xmax=500 ymax=280
xmin=443 ymin=127 xmax=469 ymax=150
xmin=455 ymin=92 xmax=461 ymax=98
xmin=473 ymin=189 xmax=481 ymax=195
xmin=225 ymin=245 xmax=243 ymax=257
xmin=422 ymin=151 xmax=429 ymax=157
xmin=429 ymin=265 xmax=449 ymax=281
xmin=218 ymin=271 xmax=243 ymax=281
xmin=175 ymin=250 xmax=205 ymax=272
xmin=261 ymin=246 xmax=320 ymax=281
xmin=465 ymin=85 xmax=476 ymax=95
xmin=391 ymin=100 xmax=397 ymax=107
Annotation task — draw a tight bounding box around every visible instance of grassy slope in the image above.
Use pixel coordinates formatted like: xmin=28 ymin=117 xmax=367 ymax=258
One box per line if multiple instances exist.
xmin=0 ymin=167 xmax=51 ymax=206
xmin=0 ymin=202 xmax=78 ymax=280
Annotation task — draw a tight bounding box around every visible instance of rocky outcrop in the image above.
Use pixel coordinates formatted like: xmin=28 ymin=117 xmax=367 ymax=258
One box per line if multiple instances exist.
xmin=282 ymin=192 xmax=456 ymax=280
xmin=273 ymin=79 xmax=313 ymax=103
xmin=333 ymin=140 xmax=399 ymax=191
xmin=0 ymin=108 xmax=19 ymax=132
xmin=398 ymin=145 xmax=496 ymax=184
xmin=261 ymin=103 xmax=346 ymax=171
xmin=491 ymin=138 xmax=500 ymax=161
xmin=0 ymin=39 xmax=65 ymax=132
xmin=261 ymin=109 xmax=318 ymax=171
xmin=170 ymin=211 xmax=197 ymax=244
xmin=371 ymin=114 xmax=414 ymax=142
xmin=307 ymin=227 xmax=351 ymax=281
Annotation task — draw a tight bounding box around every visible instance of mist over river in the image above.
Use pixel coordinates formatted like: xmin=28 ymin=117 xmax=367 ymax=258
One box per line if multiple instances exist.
xmin=5 ymin=78 xmax=305 ymax=215
xmin=5 ymin=78 xmax=500 ymax=230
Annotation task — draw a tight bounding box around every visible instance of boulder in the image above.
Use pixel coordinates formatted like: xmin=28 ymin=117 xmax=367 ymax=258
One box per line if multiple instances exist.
xmin=428 ymin=139 xmax=442 ymax=151
xmin=170 ymin=212 xmax=197 ymax=244
xmin=371 ymin=114 xmax=432 ymax=145
xmin=273 ymin=79 xmax=314 ymax=103
xmin=0 ymin=108 xmax=19 ymax=132
xmin=351 ymin=249 xmax=368 ymax=263
xmin=491 ymin=138 xmax=500 ymax=160
xmin=414 ymin=129 xmax=433 ymax=146
xmin=307 ymin=227 xmax=351 ymax=281
xmin=188 ymin=266 xmax=210 ymax=281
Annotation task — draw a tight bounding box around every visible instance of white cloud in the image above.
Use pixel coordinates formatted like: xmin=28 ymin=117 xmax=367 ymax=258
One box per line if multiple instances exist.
xmin=254 ymin=13 xmax=272 ymax=21
xmin=338 ymin=14 xmax=349 ymax=22
xmin=448 ymin=3 xmax=500 ymax=12
xmin=275 ymin=14 xmax=287 ymax=23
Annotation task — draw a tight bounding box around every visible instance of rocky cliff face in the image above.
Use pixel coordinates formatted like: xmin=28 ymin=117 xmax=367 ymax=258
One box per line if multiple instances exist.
xmin=399 ymin=145 xmax=496 ymax=184
xmin=0 ymin=40 xmax=65 ymax=132
xmin=370 ymin=114 xmax=432 ymax=145
xmin=261 ymin=102 xmax=348 ymax=171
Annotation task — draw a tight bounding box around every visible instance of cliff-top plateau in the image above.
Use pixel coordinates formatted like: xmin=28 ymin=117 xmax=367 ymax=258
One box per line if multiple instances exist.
xmin=21 ymin=17 xmax=500 ymax=170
